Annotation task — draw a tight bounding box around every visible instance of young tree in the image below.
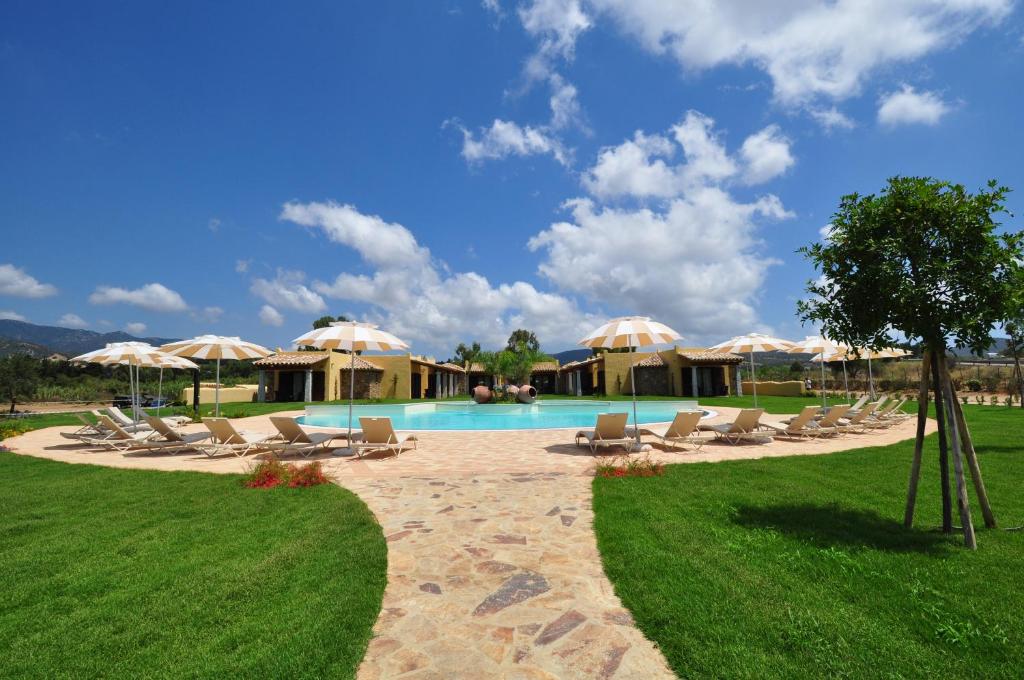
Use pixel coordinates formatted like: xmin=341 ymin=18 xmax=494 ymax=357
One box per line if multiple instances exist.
xmin=505 ymin=329 xmax=540 ymax=353
xmin=0 ymin=354 xmax=40 ymax=414
xmin=312 ymin=314 xmax=349 ymax=329
xmin=452 ymin=342 xmax=482 ymax=391
xmin=799 ymin=177 xmax=1021 ymax=548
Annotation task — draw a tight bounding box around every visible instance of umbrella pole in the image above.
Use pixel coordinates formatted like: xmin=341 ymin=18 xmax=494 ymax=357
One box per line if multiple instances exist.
xmin=157 ymin=367 xmax=163 ymax=418
xmin=129 ymin=361 xmax=137 ymax=424
xmin=215 ymin=357 xmax=221 ymax=418
xmin=629 ymin=344 xmax=639 ymax=449
xmin=868 ymin=356 xmax=875 ymax=400
xmin=842 ymin=359 xmax=849 ymax=402
xmin=750 ymin=350 xmax=757 ymax=408
xmin=820 ymin=354 xmax=827 ymax=410
xmin=348 ymin=355 xmax=355 ymax=446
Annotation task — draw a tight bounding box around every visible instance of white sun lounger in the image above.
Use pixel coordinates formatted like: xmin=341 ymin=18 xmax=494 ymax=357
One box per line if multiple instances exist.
xmin=81 ymin=415 xmax=158 ymax=451
xmin=198 ymin=418 xmax=276 ymax=457
xmin=631 ymin=410 xmax=707 ymax=451
xmin=351 ymin=417 xmax=417 ymax=458
xmin=762 ymin=406 xmax=835 ymax=439
xmin=703 ymin=408 xmax=769 ymax=444
xmin=575 ymin=413 xmax=634 ymax=453
xmin=266 ymin=416 xmax=352 ymax=457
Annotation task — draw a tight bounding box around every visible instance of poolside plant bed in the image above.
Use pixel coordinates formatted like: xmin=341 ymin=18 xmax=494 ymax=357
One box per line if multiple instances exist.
xmin=0 ymin=454 xmax=386 ymax=678
xmin=594 ymin=405 xmax=1023 ymax=678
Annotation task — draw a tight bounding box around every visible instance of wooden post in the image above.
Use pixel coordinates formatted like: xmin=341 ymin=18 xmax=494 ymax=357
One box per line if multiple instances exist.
xmin=930 ymin=350 xmax=953 ymax=534
xmin=939 ymin=354 xmax=976 ymax=549
xmin=949 ymin=384 xmax=997 ymax=528
xmin=903 ymin=348 xmax=931 ymax=528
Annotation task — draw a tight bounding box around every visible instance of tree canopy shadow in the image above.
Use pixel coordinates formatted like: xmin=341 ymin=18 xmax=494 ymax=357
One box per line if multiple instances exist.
xmin=732 ymin=502 xmax=951 ymax=555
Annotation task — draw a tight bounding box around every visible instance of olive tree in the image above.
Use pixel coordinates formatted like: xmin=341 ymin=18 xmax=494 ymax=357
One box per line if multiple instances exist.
xmin=799 ymin=177 xmax=1021 ymax=548
xmin=0 ymin=354 xmax=40 ymax=414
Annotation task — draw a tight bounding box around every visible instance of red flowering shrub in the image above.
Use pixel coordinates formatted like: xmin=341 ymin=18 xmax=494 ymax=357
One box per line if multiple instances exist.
xmin=595 ymin=455 xmax=665 ymax=479
xmin=287 ymin=461 xmax=330 ymax=487
xmin=243 ymin=455 xmax=332 ymax=489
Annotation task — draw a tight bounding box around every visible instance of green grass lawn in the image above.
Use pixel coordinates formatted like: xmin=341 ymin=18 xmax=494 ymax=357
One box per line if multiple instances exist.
xmin=0 ymin=454 xmax=386 ymax=678
xmin=594 ymin=405 xmax=1024 ymax=678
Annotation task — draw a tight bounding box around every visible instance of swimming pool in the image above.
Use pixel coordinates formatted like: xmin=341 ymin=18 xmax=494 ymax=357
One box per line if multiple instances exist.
xmin=299 ymin=400 xmax=716 ymax=431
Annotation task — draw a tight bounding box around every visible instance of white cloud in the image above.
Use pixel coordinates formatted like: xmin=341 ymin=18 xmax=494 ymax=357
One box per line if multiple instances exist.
xmin=583 ymin=130 xmax=679 ymax=199
xmin=58 ymin=313 xmax=88 ymax=328
xmin=586 ymin=0 xmax=1010 ymax=105
xmin=124 ymin=322 xmax=147 ymax=335
xmin=250 ymin=269 xmax=326 ymax=314
xmin=452 ymin=118 xmax=569 ymax=165
xmin=809 ymin=107 xmax=856 ymax=131
xmin=235 ymin=259 xmax=251 ymax=273
xmin=88 ymin=283 xmax=188 ymax=312
xmin=739 ymin=125 xmax=794 ymax=185
xmin=877 ymin=85 xmax=951 ymax=126
xmin=281 ymin=201 xmax=597 ymax=351
xmin=259 ymin=305 xmax=284 ymax=327
xmin=0 ymin=264 xmax=57 ymax=298
xmin=518 ymin=0 xmax=591 ymax=82
xmin=529 ymin=110 xmax=794 ymax=341
xmin=548 ymin=73 xmax=584 ymax=131
xmin=195 ymin=306 xmax=224 ymax=323
xmin=583 ymin=111 xmax=792 ymax=199
xmin=208 ymin=217 xmax=221 ymax=232
xmin=0 ymin=310 xmax=27 ymax=321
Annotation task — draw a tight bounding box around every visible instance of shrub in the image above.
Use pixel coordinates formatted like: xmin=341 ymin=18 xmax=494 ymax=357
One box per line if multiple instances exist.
xmin=989 ymin=395 xmax=999 ymax=406
xmin=244 ymin=456 xmax=292 ymax=488
xmin=0 ymin=419 xmax=30 ymax=441
xmin=288 ymin=461 xmax=330 ymax=487
xmin=966 ymin=379 xmax=982 ymax=392
xmin=1004 ymin=396 xmax=1013 ymax=407
xmin=975 ymin=395 xmax=985 ymax=405
xmin=596 ymin=455 xmax=664 ymax=479
xmin=243 ymin=455 xmax=332 ymax=489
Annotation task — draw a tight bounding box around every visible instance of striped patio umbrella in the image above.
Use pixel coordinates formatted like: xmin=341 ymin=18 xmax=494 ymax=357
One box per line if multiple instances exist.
xmin=72 ymin=342 xmax=173 ymax=422
xmin=708 ymin=333 xmax=795 ymax=407
xmin=159 ymin=335 xmax=272 ymax=416
xmin=843 ymin=346 xmax=912 ymax=399
xmin=291 ymin=321 xmax=409 ymax=445
xmin=153 ymin=354 xmax=199 ymax=418
xmin=786 ymin=335 xmax=847 ymax=408
xmin=579 ymin=316 xmax=683 ymax=447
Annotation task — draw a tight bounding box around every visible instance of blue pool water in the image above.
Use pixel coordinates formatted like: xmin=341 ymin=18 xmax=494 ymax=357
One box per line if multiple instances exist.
xmin=299 ymin=400 xmax=715 ymax=431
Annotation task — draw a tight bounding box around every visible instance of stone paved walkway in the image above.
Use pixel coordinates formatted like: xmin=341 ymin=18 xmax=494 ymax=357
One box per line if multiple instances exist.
xmin=5 ymin=408 xmax=931 ymax=679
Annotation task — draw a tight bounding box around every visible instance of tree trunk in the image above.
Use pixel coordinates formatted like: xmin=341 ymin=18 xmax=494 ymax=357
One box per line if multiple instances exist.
xmin=938 ymin=353 xmax=977 ymax=549
xmin=930 ymin=349 xmax=953 ymax=534
xmin=904 ymin=348 xmax=931 ymax=528
xmin=1012 ymin=332 xmax=1024 ymax=409
xmin=949 ymin=382 xmax=997 ymax=528
xmin=8 ymin=398 xmax=14 ymax=415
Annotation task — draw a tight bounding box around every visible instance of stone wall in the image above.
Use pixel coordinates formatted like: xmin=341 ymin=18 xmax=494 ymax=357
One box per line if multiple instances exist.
xmin=339 ymin=370 xmax=383 ymax=400
xmin=633 ymin=367 xmax=670 ymax=396
xmin=740 ymin=380 xmax=806 ymax=396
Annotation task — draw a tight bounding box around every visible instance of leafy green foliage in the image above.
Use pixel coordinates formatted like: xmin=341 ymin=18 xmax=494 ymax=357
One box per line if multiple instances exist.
xmin=0 ymin=354 xmax=40 ymax=413
xmin=798 ymin=177 xmax=1022 ymax=354
xmin=505 ymin=329 xmax=540 ymax=352
xmin=451 ymin=341 xmax=481 ymax=367
xmin=312 ymin=314 xmax=350 ymax=329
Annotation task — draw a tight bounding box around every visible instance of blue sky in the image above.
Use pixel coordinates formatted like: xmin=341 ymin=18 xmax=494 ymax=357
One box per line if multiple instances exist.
xmin=2 ymin=1 xmax=1022 ymax=355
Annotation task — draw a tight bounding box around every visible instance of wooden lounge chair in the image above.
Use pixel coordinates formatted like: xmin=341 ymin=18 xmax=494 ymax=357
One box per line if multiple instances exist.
xmin=836 ymin=401 xmax=880 ymax=433
xmin=871 ymin=398 xmax=909 ymax=423
xmin=198 ymin=418 xmax=275 ymax=457
xmin=762 ymin=406 xmax=835 ymax=439
xmin=266 ymin=416 xmax=352 ymax=457
xmin=847 ymin=394 xmax=870 ymax=413
xmin=848 ymin=395 xmax=887 ymax=417
xmin=81 ymin=415 xmax=157 ymax=451
xmin=141 ymin=415 xmax=213 ymax=453
xmin=351 ymin=417 xmax=417 ymax=458
xmin=575 ymin=413 xmax=634 ymax=453
xmin=631 ymin=410 xmax=707 ymax=451
xmin=703 ymin=408 xmax=769 ymax=444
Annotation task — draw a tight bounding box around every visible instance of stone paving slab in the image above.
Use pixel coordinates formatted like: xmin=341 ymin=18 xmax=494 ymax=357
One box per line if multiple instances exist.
xmin=4 ymin=409 xmax=932 ymax=678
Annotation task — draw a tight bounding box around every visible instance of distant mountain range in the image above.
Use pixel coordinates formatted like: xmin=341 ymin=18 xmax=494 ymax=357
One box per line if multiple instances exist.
xmin=0 ymin=319 xmax=178 ymax=358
